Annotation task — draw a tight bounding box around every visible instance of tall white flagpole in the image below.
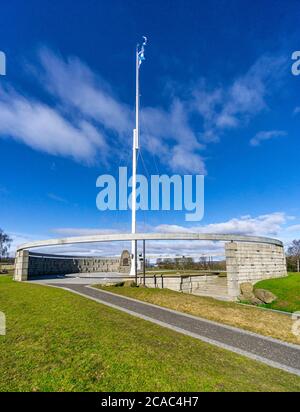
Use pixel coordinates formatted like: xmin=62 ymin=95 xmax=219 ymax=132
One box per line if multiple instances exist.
xmin=129 ymin=47 xmax=139 ymax=277
xmin=130 ymin=37 xmax=146 ymax=278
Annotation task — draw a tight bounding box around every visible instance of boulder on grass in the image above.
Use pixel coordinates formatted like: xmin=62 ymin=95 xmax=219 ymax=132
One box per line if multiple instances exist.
xmin=254 ymin=289 xmax=277 ymax=304
xmin=238 ymin=282 xmax=255 ymax=300
xmin=240 ymin=282 xmax=253 ymax=295
xmin=123 ymin=280 xmax=137 ymax=287
xmin=238 ymin=294 xmax=263 ymax=305
xmin=101 ymin=281 xmax=124 ymax=287
xmin=248 ymin=296 xmax=264 ymax=305
xmin=238 ymin=282 xmax=265 ymax=305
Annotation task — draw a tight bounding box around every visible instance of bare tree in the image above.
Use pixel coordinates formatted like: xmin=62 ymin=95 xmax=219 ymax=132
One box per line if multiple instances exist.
xmin=0 ymin=228 xmax=12 ymax=272
xmin=287 ymin=240 xmax=300 ymax=272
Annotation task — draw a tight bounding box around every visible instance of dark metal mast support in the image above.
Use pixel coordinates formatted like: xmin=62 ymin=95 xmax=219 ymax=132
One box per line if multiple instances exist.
xmin=135 ymin=240 xmax=138 ymax=283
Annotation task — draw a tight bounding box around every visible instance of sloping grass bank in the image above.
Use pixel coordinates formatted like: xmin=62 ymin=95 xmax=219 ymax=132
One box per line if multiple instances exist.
xmin=254 ymin=273 xmax=300 ymax=313
xmin=95 ymin=284 xmax=299 ymax=345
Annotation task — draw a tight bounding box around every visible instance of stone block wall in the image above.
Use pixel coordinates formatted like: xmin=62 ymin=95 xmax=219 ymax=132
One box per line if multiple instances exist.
xmin=14 ymin=250 xmax=131 ymax=280
xmin=225 ymin=242 xmax=287 ymax=298
xmin=76 ymin=258 xmax=120 ymax=274
xmin=28 ymin=255 xmax=78 ymax=276
xmin=14 ymin=250 xmax=29 ymax=281
xmin=137 ymin=274 xmax=229 ymax=300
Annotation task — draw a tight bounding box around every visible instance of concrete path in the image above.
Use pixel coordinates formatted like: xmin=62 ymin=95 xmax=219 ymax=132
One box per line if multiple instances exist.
xmin=29 ymin=273 xmax=125 ymax=285
xmin=48 ymin=283 xmax=300 ymax=377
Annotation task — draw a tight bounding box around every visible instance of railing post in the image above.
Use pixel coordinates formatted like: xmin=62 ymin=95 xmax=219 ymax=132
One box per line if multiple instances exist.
xmin=143 ymin=239 xmax=146 ymax=285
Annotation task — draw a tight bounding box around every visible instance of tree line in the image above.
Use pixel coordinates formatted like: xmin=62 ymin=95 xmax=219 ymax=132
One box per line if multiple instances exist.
xmin=155 ymin=256 xmax=226 ymax=271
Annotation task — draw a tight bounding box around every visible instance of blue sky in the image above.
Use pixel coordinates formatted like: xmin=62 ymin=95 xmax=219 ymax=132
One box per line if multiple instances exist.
xmin=0 ymin=0 xmax=300 ymax=256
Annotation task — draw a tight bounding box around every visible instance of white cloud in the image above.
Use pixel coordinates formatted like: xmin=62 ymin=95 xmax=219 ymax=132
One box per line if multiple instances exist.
xmin=168 ymin=145 xmax=206 ymax=174
xmin=48 ymin=213 xmax=290 ymax=257
xmin=8 ymin=229 xmax=130 ymax=257
xmin=9 ymin=212 xmax=298 ymax=258
xmin=144 ymin=239 xmax=224 ymax=257
xmin=51 ymin=227 xmax=120 ymax=236
xmin=155 ymin=212 xmax=289 ymax=237
xmin=47 ymin=193 xmax=67 ymax=203
xmin=250 ymin=130 xmax=287 ymax=146
xmin=0 ymin=49 xmax=289 ymax=174
xmin=294 ymin=107 xmax=300 ymax=115
xmin=192 ymin=55 xmax=287 ymax=143
xmin=46 ymin=228 xmax=224 ymax=257
xmin=7 ymin=231 xmax=45 ymax=256
xmin=141 ymin=99 xmax=206 ymax=173
xmin=38 ymin=48 xmax=132 ymax=136
xmin=33 ymin=242 xmax=131 ymax=257
xmin=285 ymin=224 xmax=300 ymax=233
xmin=40 ymin=213 xmax=290 ymax=257
xmin=1 ymin=48 xmax=205 ymax=173
xmin=0 ymin=86 xmax=107 ymax=164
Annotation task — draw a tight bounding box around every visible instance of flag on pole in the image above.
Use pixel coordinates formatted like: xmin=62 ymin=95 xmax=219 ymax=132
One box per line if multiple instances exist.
xmin=0 ymin=51 xmax=6 ymax=76
xmin=138 ymin=36 xmax=147 ymax=68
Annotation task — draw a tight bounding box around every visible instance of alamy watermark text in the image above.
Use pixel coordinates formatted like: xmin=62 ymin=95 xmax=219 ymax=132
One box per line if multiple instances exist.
xmin=96 ymin=167 xmax=204 ymax=222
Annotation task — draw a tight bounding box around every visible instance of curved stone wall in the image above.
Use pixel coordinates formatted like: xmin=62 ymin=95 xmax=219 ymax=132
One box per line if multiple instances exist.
xmin=14 ymin=250 xmax=131 ymax=280
xmin=16 ymin=232 xmax=283 ymax=250
xmin=225 ymin=241 xmax=287 ymax=298
xmin=14 ymin=233 xmax=287 ymax=300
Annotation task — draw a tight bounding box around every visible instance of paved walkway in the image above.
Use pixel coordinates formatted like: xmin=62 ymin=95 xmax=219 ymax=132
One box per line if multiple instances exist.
xmin=48 ymin=283 xmax=300 ymax=376
xmin=29 ymin=273 xmax=125 ymax=285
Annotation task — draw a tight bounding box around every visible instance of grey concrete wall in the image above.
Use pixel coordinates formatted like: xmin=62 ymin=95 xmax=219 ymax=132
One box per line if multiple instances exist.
xmin=28 ymin=255 xmax=120 ymax=277
xmin=14 ymin=251 xmax=131 ymax=280
xmin=225 ymin=242 xmax=287 ymax=298
xmin=136 ymin=241 xmax=287 ymax=300
xmin=137 ymin=274 xmax=229 ymax=300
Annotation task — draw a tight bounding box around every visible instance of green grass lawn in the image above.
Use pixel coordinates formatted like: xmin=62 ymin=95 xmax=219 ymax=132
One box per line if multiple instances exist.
xmin=1 ymin=276 xmax=300 ymax=391
xmin=254 ymin=273 xmax=300 ymax=313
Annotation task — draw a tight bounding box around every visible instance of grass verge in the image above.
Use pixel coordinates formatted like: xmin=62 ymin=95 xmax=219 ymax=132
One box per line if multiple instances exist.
xmin=1 ymin=276 xmax=300 ymax=391
xmin=254 ymin=273 xmax=300 ymax=313
xmin=95 ymin=284 xmax=300 ymax=345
